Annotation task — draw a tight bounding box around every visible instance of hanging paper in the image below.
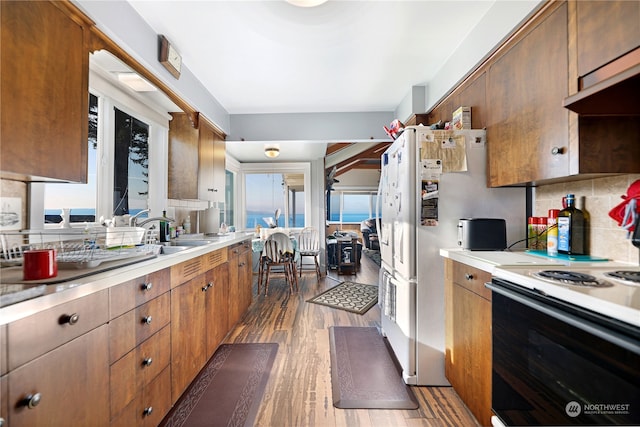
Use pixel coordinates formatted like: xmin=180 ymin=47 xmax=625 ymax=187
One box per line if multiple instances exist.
xmin=420 ymin=177 xmax=439 ymax=226
xmin=419 ymin=130 xmax=468 ymax=172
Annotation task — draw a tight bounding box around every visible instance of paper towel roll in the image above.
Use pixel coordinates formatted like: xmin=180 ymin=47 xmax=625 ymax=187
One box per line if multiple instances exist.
xmin=200 ymin=207 xmax=220 ymax=234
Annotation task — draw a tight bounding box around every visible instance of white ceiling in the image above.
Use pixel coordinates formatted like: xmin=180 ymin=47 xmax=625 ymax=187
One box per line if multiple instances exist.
xmin=127 ymin=0 xmax=500 ymax=115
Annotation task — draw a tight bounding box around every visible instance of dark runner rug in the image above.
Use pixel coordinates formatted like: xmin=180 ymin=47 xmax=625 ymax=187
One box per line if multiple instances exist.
xmin=307 ymin=281 xmax=378 ymax=314
xmin=329 ymin=326 xmax=419 ymax=410
xmin=159 ymin=343 xmax=278 ymax=427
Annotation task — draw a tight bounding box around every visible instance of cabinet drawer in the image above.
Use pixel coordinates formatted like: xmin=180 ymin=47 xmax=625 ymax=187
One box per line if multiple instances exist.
xmin=8 ymin=290 xmax=108 ymax=370
xmin=452 ymin=263 xmax=492 ymax=301
xmin=110 ymin=325 xmax=171 ymax=420
xmin=171 ymin=256 xmax=205 ymax=288
xmin=109 ymin=292 xmax=170 ymax=363
xmin=228 ymin=241 xmax=250 ymax=258
xmin=203 ymin=247 xmax=228 ymax=269
xmin=111 ymin=366 xmax=171 ymax=427
xmin=110 ymin=268 xmax=170 ymax=318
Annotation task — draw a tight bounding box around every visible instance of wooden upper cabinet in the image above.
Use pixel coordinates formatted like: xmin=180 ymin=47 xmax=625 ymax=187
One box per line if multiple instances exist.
xmin=575 ymin=0 xmax=640 ymax=81
xmin=168 ymin=113 xmax=200 ymax=199
xmin=1 ymin=1 xmax=91 ymax=182
xmin=486 ymin=2 xmax=569 ymax=187
xmin=198 ymin=118 xmax=226 ymax=203
xmin=168 ymin=113 xmax=226 ymax=201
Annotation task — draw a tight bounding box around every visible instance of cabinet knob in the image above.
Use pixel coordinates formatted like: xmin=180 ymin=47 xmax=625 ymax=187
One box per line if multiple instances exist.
xmin=142 ymin=357 xmax=153 ymax=367
xmin=465 ymin=273 xmax=474 ymax=280
xmin=239 ymin=262 xmax=246 ymax=267
xmin=143 ymin=407 xmax=153 ymax=416
xmin=142 ymin=316 xmax=153 ymax=325
xmin=61 ymin=313 xmax=79 ymax=325
xmin=22 ymin=392 xmax=42 ymax=409
xmin=141 ymin=282 xmax=153 ymax=291
xmin=207 ymin=188 xmax=218 ymax=192
xmin=550 ymin=146 xmax=564 ymax=155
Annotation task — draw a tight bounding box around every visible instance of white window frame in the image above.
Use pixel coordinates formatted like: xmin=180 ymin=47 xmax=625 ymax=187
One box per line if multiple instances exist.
xmin=238 ymin=162 xmax=312 ymax=230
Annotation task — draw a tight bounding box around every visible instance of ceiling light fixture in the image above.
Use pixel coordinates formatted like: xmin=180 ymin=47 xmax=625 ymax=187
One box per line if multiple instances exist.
xmin=285 ymin=0 xmax=328 ymax=7
xmin=117 ymin=72 xmax=157 ymax=92
xmin=264 ymin=147 xmax=280 ymax=158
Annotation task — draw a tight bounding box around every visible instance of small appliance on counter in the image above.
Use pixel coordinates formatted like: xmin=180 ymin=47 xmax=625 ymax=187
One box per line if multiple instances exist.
xmin=457 ymin=218 xmax=507 ymax=251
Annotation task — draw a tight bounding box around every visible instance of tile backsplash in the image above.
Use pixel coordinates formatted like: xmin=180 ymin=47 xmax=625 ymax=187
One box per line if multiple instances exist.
xmin=534 ymin=174 xmax=640 ymax=265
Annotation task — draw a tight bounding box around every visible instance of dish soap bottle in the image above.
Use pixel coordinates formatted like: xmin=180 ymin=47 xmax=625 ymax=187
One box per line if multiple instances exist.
xmin=557 ymin=194 xmax=586 ymax=255
xmin=183 ymin=215 xmax=191 ymax=235
xmin=160 ymin=210 xmax=169 ymax=242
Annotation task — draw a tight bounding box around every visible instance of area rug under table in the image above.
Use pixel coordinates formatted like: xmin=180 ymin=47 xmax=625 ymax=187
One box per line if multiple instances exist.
xmin=307 ymin=281 xmax=378 ymax=314
xmin=329 ymin=326 xmax=419 ymax=410
xmin=159 ymin=342 xmax=278 ymax=427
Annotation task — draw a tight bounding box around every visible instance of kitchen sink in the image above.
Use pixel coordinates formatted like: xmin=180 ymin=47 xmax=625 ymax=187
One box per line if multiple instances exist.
xmin=164 ymin=239 xmax=217 ymax=247
xmin=159 ymin=245 xmax=192 ymax=255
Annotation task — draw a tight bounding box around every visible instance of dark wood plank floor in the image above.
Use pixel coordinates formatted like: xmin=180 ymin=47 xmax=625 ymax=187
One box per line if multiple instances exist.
xmin=224 ymin=252 xmax=480 ymax=427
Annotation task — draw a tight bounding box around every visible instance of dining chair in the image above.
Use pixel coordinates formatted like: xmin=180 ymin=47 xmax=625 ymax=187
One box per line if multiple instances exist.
xmin=261 ymin=233 xmax=298 ymax=296
xmin=297 ymin=226 xmax=321 ymax=282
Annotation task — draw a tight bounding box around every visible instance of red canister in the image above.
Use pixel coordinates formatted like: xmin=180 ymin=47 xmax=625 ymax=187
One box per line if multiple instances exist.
xmin=23 ymin=249 xmax=58 ymax=281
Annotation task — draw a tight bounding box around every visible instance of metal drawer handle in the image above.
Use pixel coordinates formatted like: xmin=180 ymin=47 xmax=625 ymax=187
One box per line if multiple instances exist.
xmin=142 ymin=316 xmax=153 ymax=325
xmin=142 ymin=357 xmax=153 ymax=367
xmin=141 ymin=282 xmax=153 ymax=291
xmin=23 ymin=392 xmax=42 ymax=409
xmin=551 ymin=146 xmax=564 ymax=155
xmin=61 ymin=313 xmax=79 ymax=325
xmin=143 ymin=407 xmax=153 ymax=416
xmin=465 ymin=273 xmax=474 ymax=280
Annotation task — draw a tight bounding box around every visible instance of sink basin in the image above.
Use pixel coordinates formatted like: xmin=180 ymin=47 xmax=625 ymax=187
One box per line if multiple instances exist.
xmin=166 ymin=239 xmax=216 ymax=247
xmin=159 ymin=245 xmax=191 ymax=255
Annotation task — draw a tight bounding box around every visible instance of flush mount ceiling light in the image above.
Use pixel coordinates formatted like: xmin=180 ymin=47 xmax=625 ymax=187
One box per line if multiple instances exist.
xmin=286 ymin=0 xmax=328 ymax=7
xmin=264 ymin=147 xmax=280 ymax=158
xmin=117 ymin=72 xmax=157 ymax=92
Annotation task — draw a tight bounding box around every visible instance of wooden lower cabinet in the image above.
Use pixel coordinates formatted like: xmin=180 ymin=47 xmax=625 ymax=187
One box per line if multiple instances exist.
xmin=228 ymin=240 xmax=253 ymax=327
xmin=205 ymin=262 xmax=230 ymax=356
xmin=171 ymin=272 xmax=209 ymax=403
xmin=7 ymin=325 xmax=110 ymax=427
xmin=110 ymin=328 xmax=172 ymax=427
xmin=444 ymin=259 xmax=492 ymax=426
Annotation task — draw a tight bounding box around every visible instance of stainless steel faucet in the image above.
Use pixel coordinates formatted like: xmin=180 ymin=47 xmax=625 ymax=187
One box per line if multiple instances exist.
xmin=136 ymin=216 xmax=176 ymax=227
xmin=129 ymin=209 xmax=151 ymax=226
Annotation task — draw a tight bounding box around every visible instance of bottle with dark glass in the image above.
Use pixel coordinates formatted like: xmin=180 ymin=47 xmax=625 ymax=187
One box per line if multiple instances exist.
xmin=557 ymin=194 xmax=585 ymax=255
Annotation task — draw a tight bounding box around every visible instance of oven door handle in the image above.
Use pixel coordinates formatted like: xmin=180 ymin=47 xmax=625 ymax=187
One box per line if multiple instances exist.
xmin=486 ymin=282 xmax=640 ymax=355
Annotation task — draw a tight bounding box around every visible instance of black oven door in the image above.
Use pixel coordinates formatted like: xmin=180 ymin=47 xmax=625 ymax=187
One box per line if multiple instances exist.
xmin=488 ymin=279 xmax=640 ymax=426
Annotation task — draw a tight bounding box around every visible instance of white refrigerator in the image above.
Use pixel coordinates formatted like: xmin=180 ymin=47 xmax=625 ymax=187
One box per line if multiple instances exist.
xmin=377 ymin=126 xmax=526 ymax=385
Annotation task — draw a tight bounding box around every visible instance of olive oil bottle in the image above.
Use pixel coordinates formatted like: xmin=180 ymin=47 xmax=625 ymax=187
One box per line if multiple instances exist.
xmin=557 ymin=194 xmax=586 ymax=255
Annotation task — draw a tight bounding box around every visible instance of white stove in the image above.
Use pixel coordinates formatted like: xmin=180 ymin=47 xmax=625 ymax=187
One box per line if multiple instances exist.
xmin=492 ymin=265 xmax=640 ymax=328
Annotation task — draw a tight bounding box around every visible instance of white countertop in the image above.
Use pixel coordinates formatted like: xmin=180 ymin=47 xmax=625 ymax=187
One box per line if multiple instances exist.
xmin=0 ymin=232 xmax=256 ymax=325
xmin=440 ymin=248 xmax=640 ymax=328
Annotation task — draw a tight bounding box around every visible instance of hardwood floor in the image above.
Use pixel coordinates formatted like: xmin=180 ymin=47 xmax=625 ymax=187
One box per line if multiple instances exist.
xmin=223 ymin=253 xmax=480 ymax=427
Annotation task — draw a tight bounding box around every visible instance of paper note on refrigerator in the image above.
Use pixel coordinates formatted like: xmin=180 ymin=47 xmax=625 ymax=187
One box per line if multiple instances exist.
xmin=420 ymin=131 xmax=467 ymax=172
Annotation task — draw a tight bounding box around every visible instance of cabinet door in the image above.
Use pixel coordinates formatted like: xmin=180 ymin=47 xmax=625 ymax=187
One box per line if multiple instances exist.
xmin=444 ymin=260 xmax=492 ymax=426
xmin=205 ymin=262 xmax=229 ymax=356
xmin=486 ymin=3 xmax=569 ymax=187
xmin=171 ymin=274 xmax=208 ymax=403
xmin=239 ymin=245 xmax=253 ymax=311
xmin=8 ymin=325 xmax=109 ymax=427
xmin=168 ymin=112 xmax=199 ymax=199
xmin=1 ymin=1 xmax=90 ymax=182
xmin=198 ymin=120 xmax=226 ymax=203
xmin=576 ymin=0 xmax=640 ymax=79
